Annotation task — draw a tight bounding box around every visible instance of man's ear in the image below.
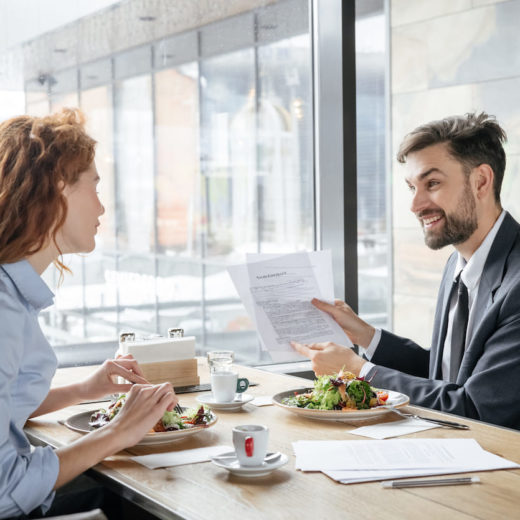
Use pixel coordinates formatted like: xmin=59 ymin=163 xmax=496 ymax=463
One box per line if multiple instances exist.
xmin=472 ymin=163 xmax=494 ymax=200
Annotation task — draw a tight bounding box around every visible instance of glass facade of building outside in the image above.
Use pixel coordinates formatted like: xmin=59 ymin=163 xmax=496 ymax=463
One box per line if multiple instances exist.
xmin=0 ymin=0 xmax=389 ymax=367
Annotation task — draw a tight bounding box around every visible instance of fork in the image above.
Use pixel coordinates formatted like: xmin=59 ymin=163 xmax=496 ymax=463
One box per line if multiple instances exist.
xmin=386 ymin=407 xmax=470 ymax=430
xmin=174 ymin=403 xmax=184 ymax=414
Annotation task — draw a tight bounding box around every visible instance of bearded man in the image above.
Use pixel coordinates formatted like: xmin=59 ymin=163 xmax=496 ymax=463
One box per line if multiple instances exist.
xmin=292 ymin=112 xmax=520 ymax=430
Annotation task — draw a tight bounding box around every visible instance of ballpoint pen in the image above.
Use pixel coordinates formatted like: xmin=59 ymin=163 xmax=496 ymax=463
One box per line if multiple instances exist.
xmin=382 ymin=476 xmax=481 ymax=488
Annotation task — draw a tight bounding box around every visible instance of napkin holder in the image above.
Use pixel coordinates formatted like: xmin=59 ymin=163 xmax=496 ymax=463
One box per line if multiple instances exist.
xmin=119 ymin=335 xmax=199 ymax=387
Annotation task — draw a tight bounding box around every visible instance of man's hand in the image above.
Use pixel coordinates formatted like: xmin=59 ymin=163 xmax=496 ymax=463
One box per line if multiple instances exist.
xmin=291 ymin=341 xmax=366 ymax=376
xmin=311 ymin=298 xmax=375 ymax=348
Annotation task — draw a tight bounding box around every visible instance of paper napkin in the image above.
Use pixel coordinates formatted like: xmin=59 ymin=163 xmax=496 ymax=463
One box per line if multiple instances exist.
xmin=250 ymin=396 xmax=274 ymax=407
xmin=348 ymin=418 xmax=437 ymax=439
xmin=131 ymin=445 xmax=231 ymax=469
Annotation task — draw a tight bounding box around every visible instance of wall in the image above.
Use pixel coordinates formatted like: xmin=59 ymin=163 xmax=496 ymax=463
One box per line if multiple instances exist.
xmin=391 ymin=0 xmax=520 ymax=347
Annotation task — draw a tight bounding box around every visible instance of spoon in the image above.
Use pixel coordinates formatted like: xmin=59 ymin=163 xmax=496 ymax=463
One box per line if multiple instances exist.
xmin=214 ymin=451 xmax=281 ymax=463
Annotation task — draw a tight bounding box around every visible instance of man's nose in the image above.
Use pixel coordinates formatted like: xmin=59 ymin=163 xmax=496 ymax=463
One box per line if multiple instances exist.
xmin=410 ymin=189 xmax=427 ymax=215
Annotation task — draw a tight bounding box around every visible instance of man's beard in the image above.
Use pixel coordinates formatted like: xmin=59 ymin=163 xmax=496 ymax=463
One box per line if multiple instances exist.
xmin=421 ymin=187 xmax=478 ymax=250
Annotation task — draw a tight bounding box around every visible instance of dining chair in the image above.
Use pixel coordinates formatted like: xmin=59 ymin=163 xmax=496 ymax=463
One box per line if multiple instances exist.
xmin=35 ymin=508 xmax=107 ymax=520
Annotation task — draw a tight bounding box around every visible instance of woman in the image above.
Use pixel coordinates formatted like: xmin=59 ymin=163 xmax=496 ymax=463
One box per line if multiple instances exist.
xmin=0 ymin=109 xmax=178 ymax=518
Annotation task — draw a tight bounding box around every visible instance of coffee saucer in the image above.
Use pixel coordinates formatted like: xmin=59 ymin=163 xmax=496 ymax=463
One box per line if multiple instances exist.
xmin=211 ymin=451 xmax=288 ymax=477
xmin=196 ymin=393 xmax=254 ymax=411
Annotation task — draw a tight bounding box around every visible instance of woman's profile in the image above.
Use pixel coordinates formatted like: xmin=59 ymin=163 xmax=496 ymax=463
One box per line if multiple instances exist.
xmin=0 ymin=108 xmax=177 ymax=518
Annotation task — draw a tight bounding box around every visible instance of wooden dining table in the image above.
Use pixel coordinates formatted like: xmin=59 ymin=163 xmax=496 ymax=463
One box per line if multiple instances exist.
xmin=25 ymin=359 xmax=520 ymax=520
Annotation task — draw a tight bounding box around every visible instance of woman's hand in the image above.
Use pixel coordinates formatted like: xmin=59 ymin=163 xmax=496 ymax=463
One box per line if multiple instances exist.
xmin=311 ymin=298 xmax=375 ymax=348
xmin=108 ymin=383 xmax=178 ymax=448
xmin=291 ymin=341 xmax=366 ymax=376
xmin=79 ymin=354 xmax=150 ymax=401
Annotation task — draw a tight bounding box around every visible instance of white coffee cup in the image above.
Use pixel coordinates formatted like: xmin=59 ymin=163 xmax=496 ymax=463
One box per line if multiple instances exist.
xmin=232 ymin=424 xmax=269 ymax=467
xmin=211 ymin=371 xmax=249 ymax=403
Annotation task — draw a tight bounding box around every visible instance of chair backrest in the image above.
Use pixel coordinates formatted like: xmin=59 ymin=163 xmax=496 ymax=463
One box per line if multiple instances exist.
xmin=35 ymin=508 xmax=108 ymax=520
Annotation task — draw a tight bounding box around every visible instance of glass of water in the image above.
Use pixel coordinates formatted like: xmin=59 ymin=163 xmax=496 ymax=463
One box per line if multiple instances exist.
xmin=207 ymin=350 xmax=235 ymax=373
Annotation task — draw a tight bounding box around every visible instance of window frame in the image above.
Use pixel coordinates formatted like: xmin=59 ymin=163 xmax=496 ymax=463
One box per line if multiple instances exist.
xmin=25 ymin=0 xmax=359 ymax=369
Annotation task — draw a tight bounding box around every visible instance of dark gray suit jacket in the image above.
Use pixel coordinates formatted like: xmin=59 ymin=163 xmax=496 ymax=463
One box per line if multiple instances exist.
xmin=369 ymin=211 xmax=520 ymax=429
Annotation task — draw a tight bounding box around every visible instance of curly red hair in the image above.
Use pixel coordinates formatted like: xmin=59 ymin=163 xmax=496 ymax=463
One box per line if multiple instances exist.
xmin=0 ymin=108 xmax=96 ymax=268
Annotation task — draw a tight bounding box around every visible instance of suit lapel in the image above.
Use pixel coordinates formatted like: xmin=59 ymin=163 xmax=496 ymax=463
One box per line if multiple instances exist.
xmin=466 ymin=212 xmax=519 ymax=347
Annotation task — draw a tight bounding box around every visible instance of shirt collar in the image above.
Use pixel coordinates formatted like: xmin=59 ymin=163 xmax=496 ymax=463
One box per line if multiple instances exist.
xmin=454 ymin=210 xmax=506 ymax=291
xmin=1 ymin=259 xmax=54 ymax=311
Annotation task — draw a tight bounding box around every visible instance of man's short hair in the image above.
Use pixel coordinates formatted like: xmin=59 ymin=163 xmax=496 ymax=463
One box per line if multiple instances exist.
xmin=397 ymin=112 xmax=507 ymax=204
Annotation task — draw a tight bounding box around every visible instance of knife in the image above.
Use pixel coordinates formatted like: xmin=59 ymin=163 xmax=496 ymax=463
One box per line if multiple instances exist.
xmin=385 ymin=406 xmax=470 ymax=430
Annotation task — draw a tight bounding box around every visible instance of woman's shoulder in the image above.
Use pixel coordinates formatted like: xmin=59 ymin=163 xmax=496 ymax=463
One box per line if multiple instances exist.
xmin=0 ymin=268 xmax=29 ymax=376
xmin=0 ymin=266 xmax=28 ymax=318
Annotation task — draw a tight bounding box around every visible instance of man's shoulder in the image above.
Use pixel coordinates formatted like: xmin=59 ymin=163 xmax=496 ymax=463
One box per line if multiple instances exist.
xmin=499 ymin=210 xmax=520 ymax=238
xmin=497 ymin=212 xmax=520 ymax=261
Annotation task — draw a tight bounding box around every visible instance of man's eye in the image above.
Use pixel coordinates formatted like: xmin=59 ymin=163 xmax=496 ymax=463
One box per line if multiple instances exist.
xmin=407 ymin=184 xmax=416 ymax=193
xmin=427 ymin=180 xmax=440 ymax=189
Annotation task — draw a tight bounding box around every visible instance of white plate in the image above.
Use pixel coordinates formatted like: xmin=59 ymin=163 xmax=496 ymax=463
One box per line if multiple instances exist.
xmin=272 ymin=387 xmax=409 ymax=423
xmin=196 ymin=393 xmax=254 ymax=411
xmin=211 ymin=451 xmax=288 ymax=477
xmin=64 ymin=409 xmax=218 ymax=446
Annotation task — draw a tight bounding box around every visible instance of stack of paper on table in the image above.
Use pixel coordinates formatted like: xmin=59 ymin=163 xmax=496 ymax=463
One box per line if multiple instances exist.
xmin=293 ymin=439 xmax=519 ymax=484
xmin=119 ymin=336 xmax=199 ymax=387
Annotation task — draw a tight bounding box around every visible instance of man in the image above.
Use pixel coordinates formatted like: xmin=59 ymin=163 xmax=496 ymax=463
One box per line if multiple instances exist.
xmin=292 ymin=112 xmax=520 ymax=430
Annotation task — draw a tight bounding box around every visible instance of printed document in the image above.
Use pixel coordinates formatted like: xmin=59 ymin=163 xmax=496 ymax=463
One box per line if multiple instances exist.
xmin=291 ymin=438 xmax=519 ymax=484
xmin=227 ymin=251 xmax=353 ymax=352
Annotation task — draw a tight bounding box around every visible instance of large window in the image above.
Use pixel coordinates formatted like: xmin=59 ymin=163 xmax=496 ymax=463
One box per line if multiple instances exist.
xmin=0 ymin=0 xmax=391 ymax=367
xmin=390 ymin=0 xmax=520 ymax=348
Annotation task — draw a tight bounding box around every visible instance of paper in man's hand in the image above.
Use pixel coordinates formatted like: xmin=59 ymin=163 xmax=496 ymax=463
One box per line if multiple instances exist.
xmin=227 ymin=251 xmax=353 ymax=352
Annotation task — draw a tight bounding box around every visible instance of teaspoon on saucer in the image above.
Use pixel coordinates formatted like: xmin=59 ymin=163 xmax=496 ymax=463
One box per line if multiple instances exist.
xmin=213 ymin=451 xmax=281 ymax=463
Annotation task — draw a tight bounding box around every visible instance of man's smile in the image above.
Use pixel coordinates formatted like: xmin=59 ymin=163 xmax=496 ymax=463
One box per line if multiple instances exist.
xmin=422 ymin=214 xmax=444 ymax=228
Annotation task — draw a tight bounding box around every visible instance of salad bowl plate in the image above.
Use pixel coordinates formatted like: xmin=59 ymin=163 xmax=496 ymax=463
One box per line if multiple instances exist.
xmin=272 ymin=388 xmax=409 ymax=423
xmin=64 ymin=409 xmax=218 ymax=446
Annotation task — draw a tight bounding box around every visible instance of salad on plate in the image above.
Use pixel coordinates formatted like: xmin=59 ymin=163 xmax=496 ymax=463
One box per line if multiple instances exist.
xmin=89 ymin=394 xmax=214 ymax=432
xmin=282 ymin=369 xmax=389 ymax=411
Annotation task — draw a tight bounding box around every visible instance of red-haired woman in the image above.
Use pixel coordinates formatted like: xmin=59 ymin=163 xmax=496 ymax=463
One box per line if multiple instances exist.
xmin=0 ymin=109 xmax=177 ymax=518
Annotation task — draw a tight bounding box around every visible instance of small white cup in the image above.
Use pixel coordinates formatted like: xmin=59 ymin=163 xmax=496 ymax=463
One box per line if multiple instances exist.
xmin=211 ymin=371 xmax=249 ymax=403
xmin=232 ymin=424 xmax=269 ymax=467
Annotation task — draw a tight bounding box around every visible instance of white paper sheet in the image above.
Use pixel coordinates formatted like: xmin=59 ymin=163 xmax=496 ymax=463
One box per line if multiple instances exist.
xmin=250 ymin=395 xmax=274 ymax=407
xmin=323 ymin=448 xmax=520 ymax=484
xmin=246 ymin=251 xmax=336 ymax=300
xmin=292 ymin=438 xmax=516 ymax=472
xmin=227 ymin=251 xmax=352 ymax=352
xmin=131 ymin=445 xmax=231 ymax=469
xmin=348 ymin=418 xmax=438 ymax=439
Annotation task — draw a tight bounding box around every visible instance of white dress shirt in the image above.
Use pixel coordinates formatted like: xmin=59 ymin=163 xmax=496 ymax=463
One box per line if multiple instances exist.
xmin=359 ymin=210 xmax=506 ymax=381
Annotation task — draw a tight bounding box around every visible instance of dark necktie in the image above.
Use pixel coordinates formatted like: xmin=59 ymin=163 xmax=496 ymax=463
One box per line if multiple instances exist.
xmin=449 ymin=275 xmax=469 ymax=382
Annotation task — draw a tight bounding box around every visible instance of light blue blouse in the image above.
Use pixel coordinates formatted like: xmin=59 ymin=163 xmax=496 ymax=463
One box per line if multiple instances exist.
xmin=0 ymin=260 xmax=59 ymax=518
